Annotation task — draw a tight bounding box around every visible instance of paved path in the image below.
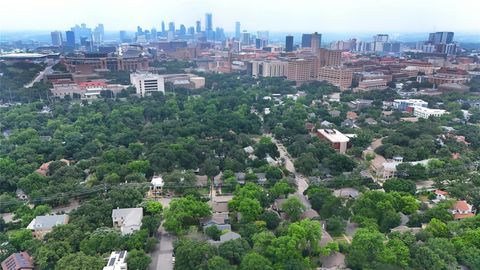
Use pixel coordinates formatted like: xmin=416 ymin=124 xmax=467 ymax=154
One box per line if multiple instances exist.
xmin=24 ymin=64 xmax=54 ymax=88
xmin=149 ymin=198 xmax=174 ymax=270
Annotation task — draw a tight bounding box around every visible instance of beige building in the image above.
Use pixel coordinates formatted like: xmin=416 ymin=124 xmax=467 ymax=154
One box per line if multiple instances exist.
xmin=357 ymin=79 xmax=387 ymax=91
xmin=287 ymin=58 xmax=314 ymax=83
xmin=263 ymin=61 xmax=288 ymax=77
xmin=318 ymin=66 xmax=353 ymax=90
xmin=316 ymin=129 xmax=350 ymax=154
xmin=318 ymin=49 xmax=342 ymax=67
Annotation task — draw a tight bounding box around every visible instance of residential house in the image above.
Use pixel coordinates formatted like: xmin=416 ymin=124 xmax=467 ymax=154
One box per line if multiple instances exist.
xmin=450 ymin=200 xmax=476 ymax=220
xmin=333 ymin=188 xmax=360 ymax=199
xmin=208 ymin=231 xmax=241 ymax=246
xmin=149 ymin=175 xmax=164 ymax=197
xmin=103 ymin=251 xmax=127 ymax=270
xmin=195 ymin=175 xmax=208 ymax=187
xmin=434 ymin=190 xmax=448 ymax=201
xmin=202 ymin=213 xmax=231 ymax=231
xmin=1 ymin=252 xmax=34 ymax=270
xmin=234 ymin=172 xmax=246 ymax=185
xmin=320 ymin=120 xmax=333 ymax=128
xmin=27 ymin=214 xmax=69 ymax=239
xmin=256 ymin=173 xmax=267 ymax=185
xmin=112 ymin=208 xmax=143 ymax=235
xmin=300 ymin=209 xmax=320 ymax=220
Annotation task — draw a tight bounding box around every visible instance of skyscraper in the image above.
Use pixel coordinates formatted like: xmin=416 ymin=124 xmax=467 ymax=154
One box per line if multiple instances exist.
xmin=151 ymin=28 xmax=157 ymax=41
xmin=188 ymin=27 xmax=195 ymax=35
xmin=205 ymin=13 xmax=213 ymax=31
xmin=235 ymin=22 xmax=241 ymax=39
xmin=168 ymin=22 xmax=175 ymax=33
xmin=161 ymin=21 xmax=166 ymax=34
xmin=65 ymin=30 xmax=75 ymax=49
xmin=430 ymin=32 xmax=454 ymax=44
xmin=196 ymin=21 xmax=201 ymax=33
xmin=179 ymin=25 xmax=186 ymax=35
xmin=51 ymin=31 xmax=63 ymax=46
xmin=311 ymin=32 xmax=322 ymax=52
xmin=302 ymin=34 xmax=312 ymax=48
xmin=119 ymin=31 xmax=128 ymax=42
xmin=285 ymin=35 xmax=294 ymax=52
xmin=241 ymin=31 xmax=251 ymax=45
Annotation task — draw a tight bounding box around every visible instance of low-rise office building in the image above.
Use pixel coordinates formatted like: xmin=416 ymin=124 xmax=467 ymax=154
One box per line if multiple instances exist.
xmin=413 ymin=106 xmax=447 ymax=119
xmin=357 ymin=79 xmax=387 ymax=91
xmin=130 ymin=72 xmax=165 ymax=97
xmin=316 ymin=129 xmax=350 ymax=154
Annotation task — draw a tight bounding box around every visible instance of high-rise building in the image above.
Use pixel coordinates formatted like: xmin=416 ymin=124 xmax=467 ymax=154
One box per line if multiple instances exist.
xmin=287 ymin=58 xmax=315 ymax=83
xmin=285 ymin=35 xmax=294 ymax=52
xmin=51 ymin=31 xmax=63 ymax=46
xmin=373 ymin=34 xmax=389 ymax=52
xmin=302 ymin=34 xmax=312 ymax=48
xmin=188 ymin=27 xmax=195 ymax=35
xmin=93 ymin=24 xmax=104 ymax=44
xmin=205 ymin=13 xmax=213 ymax=31
xmin=255 ymin=38 xmax=262 ymax=49
xmin=195 ymin=21 xmax=201 ymax=33
xmin=310 ymin=32 xmax=322 ymax=52
xmin=317 ymin=66 xmax=353 ymax=90
xmin=205 ymin=13 xmax=213 ymax=40
xmin=179 ymin=24 xmax=186 ymax=35
xmin=119 ymin=31 xmax=128 ymax=43
xmin=168 ymin=22 xmax=175 ymax=33
xmin=430 ymin=32 xmax=454 ymax=45
xmin=137 ymin=26 xmax=143 ymax=35
xmin=161 ymin=21 xmax=166 ymax=34
xmin=235 ymin=22 xmax=241 ymax=39
xmin=151 ymin=28 xmax=157 ymax=41
xmin=241 ymin=31 xmax=251 ymax=45
xmin=65 ymin=30 xmax=75 ymax=48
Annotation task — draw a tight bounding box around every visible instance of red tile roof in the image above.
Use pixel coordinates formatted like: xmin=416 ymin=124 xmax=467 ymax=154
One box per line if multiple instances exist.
xmin=434 ymin=190 xmax=448 ymax=196
xmin=454 ymin=213 xmax=475 ymax=220
xmin=453 ymin=200 xmax=472 ymax=212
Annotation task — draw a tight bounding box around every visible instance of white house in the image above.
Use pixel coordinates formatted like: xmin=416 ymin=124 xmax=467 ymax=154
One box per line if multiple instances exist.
xmin=112 ymin=208 xmax=143 ymax=235
xmin=434 ymin=190 xmax=448 ymax=201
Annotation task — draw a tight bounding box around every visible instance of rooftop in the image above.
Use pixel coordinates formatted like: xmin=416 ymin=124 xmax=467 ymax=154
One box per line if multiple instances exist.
xmin=26 ymin=214 xmax=68 ymax=231
xmin=317 ymin=129 xmax=350 ymax=143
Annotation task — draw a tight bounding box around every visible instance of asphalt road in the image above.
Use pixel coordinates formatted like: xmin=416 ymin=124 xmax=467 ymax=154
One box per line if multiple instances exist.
xmin=149 ymin=227 xmax=174 ymax=270
xmin=149 ymin=198 xmax=174 ymax=270
xmin=269 ymin=134 xmax=312 ymax=209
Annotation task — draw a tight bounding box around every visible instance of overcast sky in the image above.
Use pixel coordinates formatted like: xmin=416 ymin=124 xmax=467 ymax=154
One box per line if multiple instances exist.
xmin=1 ymin=0 xmax=479 ymax=33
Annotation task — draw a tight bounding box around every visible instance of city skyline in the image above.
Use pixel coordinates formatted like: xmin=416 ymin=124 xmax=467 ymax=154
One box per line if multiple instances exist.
xmin=1 ymin=0 xmax=479 ymax=33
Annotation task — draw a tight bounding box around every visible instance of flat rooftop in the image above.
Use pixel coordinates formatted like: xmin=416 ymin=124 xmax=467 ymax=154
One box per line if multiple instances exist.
xmin=317 ymin=129 xmax=350 ymax=143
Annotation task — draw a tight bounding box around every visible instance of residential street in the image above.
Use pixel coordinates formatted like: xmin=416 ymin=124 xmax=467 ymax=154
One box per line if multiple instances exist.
xmin=149 ymin=198 xmax=174 ymax=270
xmin=149 ymin=226 xmax=174 ymax=270
xmin=268 ymin=134 xmax=312 ymax=209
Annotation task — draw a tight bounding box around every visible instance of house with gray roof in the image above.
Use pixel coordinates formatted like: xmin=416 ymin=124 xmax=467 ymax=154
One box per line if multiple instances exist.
xmin=27 ymin=214 xmax=69 ymax=239
xmin=112 ymin=208 xmax=143 ymax=236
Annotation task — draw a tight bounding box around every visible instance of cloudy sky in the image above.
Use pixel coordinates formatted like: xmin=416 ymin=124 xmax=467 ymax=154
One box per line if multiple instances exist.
xmin=1 ymin=0 xmax=479 ymax=33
